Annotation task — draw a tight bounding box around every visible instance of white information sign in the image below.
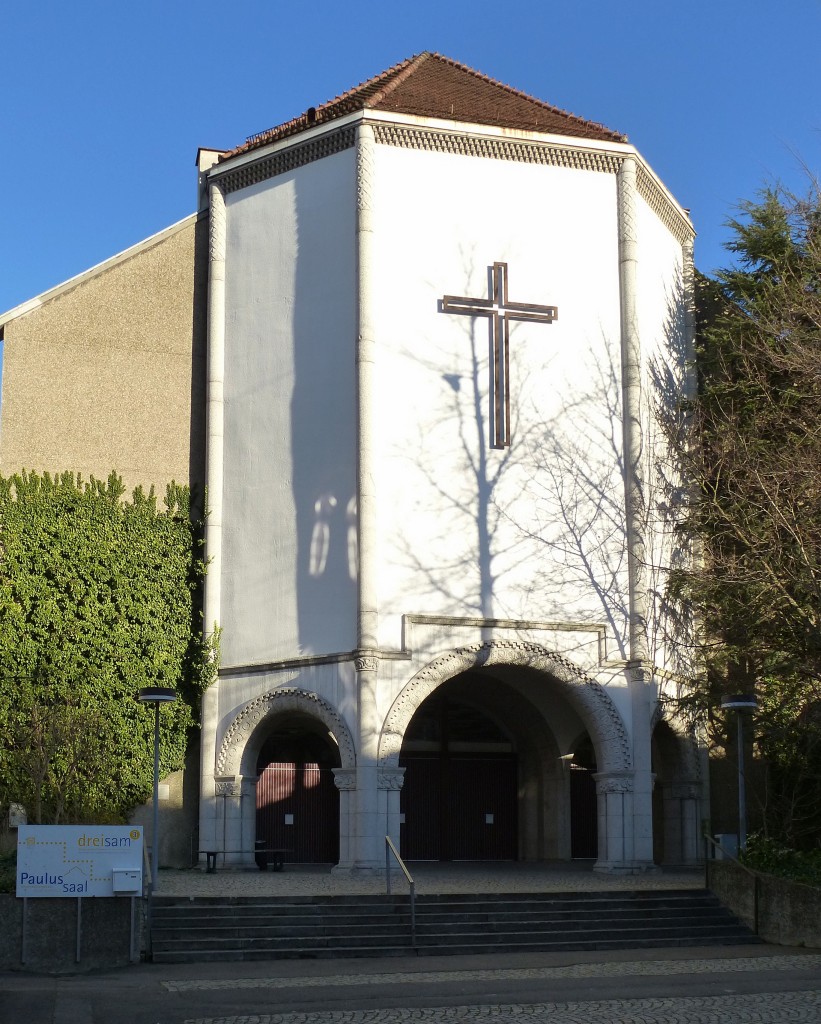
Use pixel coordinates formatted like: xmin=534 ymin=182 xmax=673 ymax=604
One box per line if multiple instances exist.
xmin=16 ymin=825 xmax=143 ymax=898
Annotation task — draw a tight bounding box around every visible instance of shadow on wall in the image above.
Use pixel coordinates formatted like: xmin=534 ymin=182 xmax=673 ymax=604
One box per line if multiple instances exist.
xmin=291 ymin=159 xmax=358 ymax=656
xmin=389 ymin=254 xmax=633 ymax=649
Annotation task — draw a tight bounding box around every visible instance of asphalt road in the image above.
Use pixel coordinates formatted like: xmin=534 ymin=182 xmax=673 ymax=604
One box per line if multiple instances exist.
xmin=3 ymin=945 xmax=821 ymax=1024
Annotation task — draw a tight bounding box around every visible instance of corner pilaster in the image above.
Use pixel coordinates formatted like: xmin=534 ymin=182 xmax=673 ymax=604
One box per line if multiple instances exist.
xmin=199 ymin=179 xmax=227 ymax=864
xmin=349 ymin=123 xmax=383 ymax=873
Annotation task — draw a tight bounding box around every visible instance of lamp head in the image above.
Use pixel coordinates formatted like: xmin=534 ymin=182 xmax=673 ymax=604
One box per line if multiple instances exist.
xmin=138 ymin=687 xmax=177 ymax=704
xmin=720 ymin=694 xmax=757 ymax=712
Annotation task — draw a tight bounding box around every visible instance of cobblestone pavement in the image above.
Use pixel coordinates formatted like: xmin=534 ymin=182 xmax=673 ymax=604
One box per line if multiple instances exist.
xmin=181 ymin=992 xmax=821 ymax=1024
xmin=4 ymin=948 xmax=820 ymax=1024
xmin=157 ymin=862 xmax=704 ymax=898
xmin=167 ymin=951 xmax=821 ymax=1024
xmin=163 ymin=953 xmax=821 ymax=991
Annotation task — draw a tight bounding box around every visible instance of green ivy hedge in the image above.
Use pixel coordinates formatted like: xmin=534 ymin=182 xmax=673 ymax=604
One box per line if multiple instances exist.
xmin=0 ymin=471 xmax=216 ymax=825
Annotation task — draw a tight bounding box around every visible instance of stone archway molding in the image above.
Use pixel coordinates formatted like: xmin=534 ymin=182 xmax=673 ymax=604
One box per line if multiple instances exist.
xmin=378 ymin=640 xmax=632 ymax=773
xmin=215 ymin=686 xmax=357 ymax=777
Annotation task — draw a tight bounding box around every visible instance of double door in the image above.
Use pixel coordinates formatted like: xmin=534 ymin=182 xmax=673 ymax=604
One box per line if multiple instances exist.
xmin=400 ymin=754 xmax=517 ymax=860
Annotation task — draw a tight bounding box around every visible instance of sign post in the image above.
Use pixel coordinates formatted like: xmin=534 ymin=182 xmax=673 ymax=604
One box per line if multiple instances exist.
xmin=17 ymin=825 xmax=144 ymax=965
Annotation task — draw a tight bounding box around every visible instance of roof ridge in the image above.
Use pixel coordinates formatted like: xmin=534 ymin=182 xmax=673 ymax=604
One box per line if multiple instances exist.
xmin=366 ymin=51 xmax=432 ymax=107
xmin=227 ymin=53 xmax=624 ymax=161
xmin=240 ymin=53 xmax=424 ymax=153
xmin=426 ymin=52 xmax=621 ymax=137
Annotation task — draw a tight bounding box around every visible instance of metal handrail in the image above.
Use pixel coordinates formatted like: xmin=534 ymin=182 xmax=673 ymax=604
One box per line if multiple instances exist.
xmin=703 ymin=833 xmax=759 ymax=878
xmin=385 ymin=835 xmax=416 ymax=947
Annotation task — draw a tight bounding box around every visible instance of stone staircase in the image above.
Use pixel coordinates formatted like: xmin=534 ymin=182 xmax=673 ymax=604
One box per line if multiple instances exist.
xmin=149 ymin=888 xmax=760 ymax=963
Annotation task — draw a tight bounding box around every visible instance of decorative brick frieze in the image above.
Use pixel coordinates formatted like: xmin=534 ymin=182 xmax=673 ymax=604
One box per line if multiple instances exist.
xmin=636 ymin=165 xmax=693 ymax=245
xmin=372 ymin=124 xmax=623 ymax=175
xmin=212 ymin=119 xmax=689 ymax=248
xmin=217 ymin=127 xmax=356 ymax=195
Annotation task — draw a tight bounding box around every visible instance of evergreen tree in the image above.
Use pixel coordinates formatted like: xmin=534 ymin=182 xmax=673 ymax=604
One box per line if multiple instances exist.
xmin=666 ymin=184 xmax=821 ymax=845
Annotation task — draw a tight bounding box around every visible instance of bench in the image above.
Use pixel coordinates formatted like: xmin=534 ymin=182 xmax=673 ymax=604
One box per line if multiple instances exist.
xmin=254 ymin=847 xmax=290 ymax=871
xmin=200 ymin=851 xmax=219 ymax=873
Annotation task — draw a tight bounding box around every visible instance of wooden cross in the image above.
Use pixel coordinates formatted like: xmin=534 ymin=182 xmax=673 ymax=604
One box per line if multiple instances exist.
xmin=441 ymin=262 xmax=558 ymax=448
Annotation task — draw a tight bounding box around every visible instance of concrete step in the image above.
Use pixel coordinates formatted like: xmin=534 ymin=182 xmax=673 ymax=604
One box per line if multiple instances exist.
xmin=149 ymin=887 xmax=761 ymax=963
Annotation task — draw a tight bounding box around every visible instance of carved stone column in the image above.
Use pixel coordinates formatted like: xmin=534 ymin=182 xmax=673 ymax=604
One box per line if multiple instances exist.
xmin=332 ymin=767 xmax=358 ymax=872
xmin=213 ymin=776 xmax=235 ymax=868
xmin=353 ymin=651 xmax=380 ymax=872
xmin=378 ymin=767 xmax=405 ymax=866
xmin=240 ymin=775 xmax=258 ymax=867
xmin=593 ymin=772 xmax=635 ymax=873
xmin=662 ymin=781 xmax=701 ymax=865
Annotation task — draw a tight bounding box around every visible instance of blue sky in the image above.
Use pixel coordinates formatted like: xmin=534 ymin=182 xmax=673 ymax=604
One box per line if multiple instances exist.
xmin=1 ymin=1 xmax=819 ymax=314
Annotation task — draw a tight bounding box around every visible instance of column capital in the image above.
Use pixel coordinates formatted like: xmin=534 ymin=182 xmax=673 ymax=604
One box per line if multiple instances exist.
xmin=593 ymin=771 xmax=634 ymax=795
xmin=355 ymin=654 xmax=379 ymax=673
xmin=377 ymin=767 xmax=405 ymax=791
xmin=214 ymin=776 xmax=236 ymax=797
xmin=333 ymin=767 xmax=358 ymax=791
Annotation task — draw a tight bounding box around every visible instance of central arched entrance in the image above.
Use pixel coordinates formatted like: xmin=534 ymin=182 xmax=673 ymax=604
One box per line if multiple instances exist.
xmin=399 ymin=678 xmax=518 ymax=860
xmin=380 ymin=641 xmax=635 ymax=867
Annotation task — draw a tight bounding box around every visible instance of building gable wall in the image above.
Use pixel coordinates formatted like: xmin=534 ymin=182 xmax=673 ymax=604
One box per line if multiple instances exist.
xmin=0 ymin=216 xmax=207 ymax=495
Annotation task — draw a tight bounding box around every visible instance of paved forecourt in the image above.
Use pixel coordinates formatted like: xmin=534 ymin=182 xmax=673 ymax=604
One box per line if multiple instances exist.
xmin=155 ymin=860 xmax=706 ymax=898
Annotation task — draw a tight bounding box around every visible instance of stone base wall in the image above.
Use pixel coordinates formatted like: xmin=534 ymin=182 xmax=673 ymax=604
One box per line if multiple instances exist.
xmin=708 ymin=859 xmax=821 ymax=948
xmin=0 ymin=895 xmax=143 ymax=973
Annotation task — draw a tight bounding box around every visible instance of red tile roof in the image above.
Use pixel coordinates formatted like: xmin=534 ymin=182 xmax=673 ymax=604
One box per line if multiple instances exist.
xmin=224 ymin=52 xmax=626 ymax=161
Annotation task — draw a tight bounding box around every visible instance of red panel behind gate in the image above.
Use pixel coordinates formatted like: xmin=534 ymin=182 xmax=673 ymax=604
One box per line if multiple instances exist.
xmin=256 ymin=763 xmax=339 ymax=863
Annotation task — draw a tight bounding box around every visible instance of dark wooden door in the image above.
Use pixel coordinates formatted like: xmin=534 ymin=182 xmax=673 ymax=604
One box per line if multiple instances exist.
xmin=400 ymin=754 xmax=517 ymax=860
xmin=256 ymin=762 xmax=339 ymax=863
xmin=569 ymin=765 xmax=598 ymax=858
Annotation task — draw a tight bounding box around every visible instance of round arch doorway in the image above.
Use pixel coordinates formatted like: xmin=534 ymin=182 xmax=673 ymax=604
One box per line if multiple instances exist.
xmin=399 ymin=676 xmax=518 ymax=861
xmin=255 ymin=714 xmax=340 ymax=864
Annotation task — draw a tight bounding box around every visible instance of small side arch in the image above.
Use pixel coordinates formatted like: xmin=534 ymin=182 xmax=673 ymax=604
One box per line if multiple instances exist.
xmin=215 ymin=687 xmax=356 ymax=778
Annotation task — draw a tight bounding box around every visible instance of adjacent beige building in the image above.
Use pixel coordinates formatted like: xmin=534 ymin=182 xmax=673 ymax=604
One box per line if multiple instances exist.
xmin=0 ymin=214 xmax=208 ymax=495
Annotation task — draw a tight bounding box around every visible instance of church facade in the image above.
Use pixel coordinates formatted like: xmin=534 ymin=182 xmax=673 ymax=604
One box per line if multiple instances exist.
xmin=1 ymin=54 xmax=702 ymax=873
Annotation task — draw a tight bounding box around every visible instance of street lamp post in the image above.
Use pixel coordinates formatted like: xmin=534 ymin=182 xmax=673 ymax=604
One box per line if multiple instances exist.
xmin=720 ymin=694 xmax=758 ymax=853
xmin=138 ymin=687 xmax=177 ymax=894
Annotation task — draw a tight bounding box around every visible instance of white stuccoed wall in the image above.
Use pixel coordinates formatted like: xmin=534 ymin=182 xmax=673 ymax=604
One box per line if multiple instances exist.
xmin=368 ymin=145 xmax=630 ymax=659
xmin=216 ymin=130 xmax=690 ymax=688
xmin=220 ymin=151 xmax=358 ymax=668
